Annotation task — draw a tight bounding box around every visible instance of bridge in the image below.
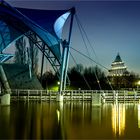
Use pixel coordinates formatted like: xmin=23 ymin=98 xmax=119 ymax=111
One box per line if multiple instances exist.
xmin=0 ymin=0 xmax=75 ymax=105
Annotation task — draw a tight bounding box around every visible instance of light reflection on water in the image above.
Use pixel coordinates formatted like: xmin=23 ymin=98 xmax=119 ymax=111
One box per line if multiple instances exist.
xmin=111 ymin=104 xmax=125 ymax=138
xmin=138 ymin=104 xmax=140 ymax=128
xmin=0 ymin=102 xmax=140 ymax=139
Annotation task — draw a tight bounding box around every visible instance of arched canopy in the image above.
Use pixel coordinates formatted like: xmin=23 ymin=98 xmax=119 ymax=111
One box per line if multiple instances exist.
xmin=16 ymin=7 xmax=71 ymax=39
xmin=0 ymin=0 xmax=74 ymax=64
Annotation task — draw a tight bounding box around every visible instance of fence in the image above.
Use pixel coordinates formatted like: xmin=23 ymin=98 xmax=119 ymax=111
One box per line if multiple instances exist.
xmin=5 ymin=89 xmax=140 ymax=103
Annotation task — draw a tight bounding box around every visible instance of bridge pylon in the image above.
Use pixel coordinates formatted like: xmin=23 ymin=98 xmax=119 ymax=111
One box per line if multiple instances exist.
xmin=57 ymin=8 xmax=75 ymax=102
xmin=0 ymin=65 xmax=11 ymax=105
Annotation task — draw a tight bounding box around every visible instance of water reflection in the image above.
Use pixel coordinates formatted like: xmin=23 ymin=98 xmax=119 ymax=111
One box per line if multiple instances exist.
xmin=112 ymin=104 xmax=125 ymax=138
xmin=0 ymin=106 xmax=10 ymax=139
xmin=0 ymin=102 xmax=140 ymax=139
xmin=138 ymin=104 xmax=140 ymax=128
xmin=56 ymin=102 xmax=66 ymax=139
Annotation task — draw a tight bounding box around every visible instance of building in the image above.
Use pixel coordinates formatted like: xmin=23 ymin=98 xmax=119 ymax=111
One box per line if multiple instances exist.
xmin=108 ymin=53 xmax=129 ymax=77
xmin=108 ymin=53 xmax=130 ymax=89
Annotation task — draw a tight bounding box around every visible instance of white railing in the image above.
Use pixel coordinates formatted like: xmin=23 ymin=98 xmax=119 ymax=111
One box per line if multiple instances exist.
xmin=9 ymin=89 xmax=140 ymax=103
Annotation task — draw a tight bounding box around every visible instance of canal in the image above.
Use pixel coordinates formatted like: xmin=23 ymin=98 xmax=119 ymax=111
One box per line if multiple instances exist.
xmin=0 ymin=101 xmax=140 ymax=139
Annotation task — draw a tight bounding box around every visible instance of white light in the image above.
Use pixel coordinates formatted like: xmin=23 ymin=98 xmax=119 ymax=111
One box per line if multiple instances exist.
xmin=138 ymin=81 xmax=140 ymax=85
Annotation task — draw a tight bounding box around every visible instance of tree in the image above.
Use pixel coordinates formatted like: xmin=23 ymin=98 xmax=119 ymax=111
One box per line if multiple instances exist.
xmin=15 ymin=36 xmax=38 ymax=73
xmin=38 ymin=71 xmax=58 ymax=89
xmin=83 ymin=65 xmax=109 ymax=90
xmin=108 ymin=72 xmax=139 ymax=89
xmin=15 ymin=36 xmax=27 ymax=64
xmin=68 ymin=64 xmax=110 ymax=90
xmin=28 ymin=36 xmax=38 ymax=74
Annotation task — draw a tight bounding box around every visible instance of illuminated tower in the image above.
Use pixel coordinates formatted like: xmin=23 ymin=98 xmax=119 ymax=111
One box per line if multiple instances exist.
xmin=108 ymin=53 xmax=129 ymax=77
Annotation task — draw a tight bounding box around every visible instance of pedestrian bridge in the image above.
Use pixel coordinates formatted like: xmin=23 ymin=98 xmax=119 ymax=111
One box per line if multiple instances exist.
xmin=0 ymin=0 xmax=75 ymax=104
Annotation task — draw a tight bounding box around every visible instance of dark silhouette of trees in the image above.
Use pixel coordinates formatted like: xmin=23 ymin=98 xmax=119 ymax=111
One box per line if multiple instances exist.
xmin=15 ymin=36 xmax=38 ymax=73
xmin=38 ymin=71 xmax=58 ymax=89
xmin=68 ymin=64 xmax=84 ymax=89
xmin=109 ymin=72 xmax=139 ymax=89
xmin=68 ymin=64 xmax=110 ymax=90
xmin=37 ymin=64 xmax=139 ymax=90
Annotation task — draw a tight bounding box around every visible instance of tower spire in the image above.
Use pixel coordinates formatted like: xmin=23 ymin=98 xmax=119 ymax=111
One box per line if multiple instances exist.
xmin=114 ymin=52 xmax=122 ymax=63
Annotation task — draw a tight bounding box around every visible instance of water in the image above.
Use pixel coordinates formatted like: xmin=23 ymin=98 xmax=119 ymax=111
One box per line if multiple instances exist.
xmin=0 ymin=101 xmax=140 ymax=139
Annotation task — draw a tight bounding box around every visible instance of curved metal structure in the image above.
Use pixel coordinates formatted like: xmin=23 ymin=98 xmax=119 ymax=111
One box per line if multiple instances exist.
xmin=0 ymin=0 xmax=75 ymax=91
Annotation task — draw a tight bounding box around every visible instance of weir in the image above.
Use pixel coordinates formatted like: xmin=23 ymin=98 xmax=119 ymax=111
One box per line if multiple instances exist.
xmin=8 ymin=89 xmax=140 ymax=104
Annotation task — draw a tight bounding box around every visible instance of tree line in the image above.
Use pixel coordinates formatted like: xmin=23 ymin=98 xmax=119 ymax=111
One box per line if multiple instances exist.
xmin=38 ymin=64 xmax=139 ymax=90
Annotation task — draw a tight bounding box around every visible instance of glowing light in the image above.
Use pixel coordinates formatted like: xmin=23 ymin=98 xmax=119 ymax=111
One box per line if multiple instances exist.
xmin=137 ymin=81 xmax=140 ymax=85
xmin=57 ymin=81 xmax=60 ymax=85
xmin=49 ymin=86 xmax=59 ymax=91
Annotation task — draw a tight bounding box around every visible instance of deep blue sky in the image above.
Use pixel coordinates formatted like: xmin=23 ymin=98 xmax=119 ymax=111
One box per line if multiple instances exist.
xmin=6 ymin=0 xmax=140 ymax=74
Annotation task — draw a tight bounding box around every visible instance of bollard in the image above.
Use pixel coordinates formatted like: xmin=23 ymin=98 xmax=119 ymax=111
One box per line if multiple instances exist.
xmin=1 ymin=94 xmax=10 ymax=106
xmin=56 ymin=93 xmax=63 ymax=102
xmin=92 ymin=93 xmax=101 ymax=106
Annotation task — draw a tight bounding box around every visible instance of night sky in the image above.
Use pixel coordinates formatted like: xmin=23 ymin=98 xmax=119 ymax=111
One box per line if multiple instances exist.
xmin=5 ymin=0 xmax=140 ymax=74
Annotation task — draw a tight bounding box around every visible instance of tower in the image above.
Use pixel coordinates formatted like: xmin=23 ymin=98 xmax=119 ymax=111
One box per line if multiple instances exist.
xmin=108 ymin=53 xmax=129 ymax=77
xmin=108 ymin=53 xmax=130 ymax=89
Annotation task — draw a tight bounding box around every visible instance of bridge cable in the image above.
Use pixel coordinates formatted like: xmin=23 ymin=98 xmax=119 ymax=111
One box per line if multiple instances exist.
xmin=75 ymin=14 xmax=98 ymax=61
xmin=70 ymin=47 xmax=108 ymax=70
xmin=75 ymin=14 xmax=113 ymax=90
xmin=75 ymin=14 xmax=102 ymax=90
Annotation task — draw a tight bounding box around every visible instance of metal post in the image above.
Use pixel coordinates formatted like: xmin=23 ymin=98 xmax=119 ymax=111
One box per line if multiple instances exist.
xmin=18 ymin=90 xmax=19 ymax=100
xmin=26 ymin=48 xmax=32 ymax=79
xmin=46 ymin=90 xmax=47 ymax=101
xmin=49 ymin=91 xmax=51 ymax=101
xmin=40 ymin=90 xmax=42 ymax=101
xmin=28 ymin=90 xmax=29 ymax=101
xmin=63 ymin=42 xmax=70 ymax=91
xmin=71 ymin=91 xmax=73 ymax=101
xmin=59 ymin=42 xmax=67 ymax=93
xmin=63 ymin=8 xmax=75 ymax=91
xmin=83 ymin=91 xmax=84 ymax=101
xmin=124 ymin=90 xmax=125 ymax=103
xmin=41 ymin=43 xmax=45 ymax=79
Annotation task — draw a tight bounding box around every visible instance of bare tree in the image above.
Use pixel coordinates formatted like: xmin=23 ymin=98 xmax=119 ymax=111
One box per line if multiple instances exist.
xmin=29 ymin=37 xmax=38 ymax=74
xmin=15 ymin=36 xmax=27 ymax=64
xmin=15 ymin=36 xmax=38 ymax=74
